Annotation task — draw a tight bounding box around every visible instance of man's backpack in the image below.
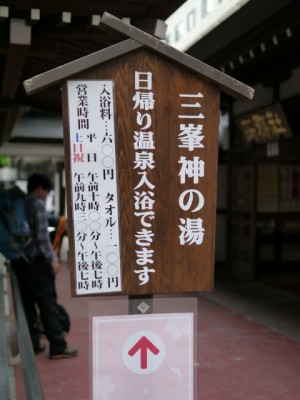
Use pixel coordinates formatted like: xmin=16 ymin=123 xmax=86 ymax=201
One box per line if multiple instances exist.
xmin=0 ymin=186 xmax=35 ymax=262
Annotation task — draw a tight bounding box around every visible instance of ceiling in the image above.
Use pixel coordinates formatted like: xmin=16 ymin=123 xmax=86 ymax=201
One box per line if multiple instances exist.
xmin=187 ymin=0 xmax=300 ymax=90
xmin=1 ymin=0 xmax=300 ymax=151
xmin=0 ymin=0 xmax=186 ymax=147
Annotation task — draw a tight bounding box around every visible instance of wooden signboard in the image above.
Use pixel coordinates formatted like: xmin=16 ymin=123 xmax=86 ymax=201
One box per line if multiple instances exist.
xmin=62 ymin=48 xmax=219 ymax=296
xmin=236 ymin=103 xmax=292 ymax=145
xmin=23 ymin=13 xmax=253 ymax=297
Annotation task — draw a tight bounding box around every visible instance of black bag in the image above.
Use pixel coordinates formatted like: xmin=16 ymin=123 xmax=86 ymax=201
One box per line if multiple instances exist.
xmin=0 ymin=186 xmax=36 ymax=262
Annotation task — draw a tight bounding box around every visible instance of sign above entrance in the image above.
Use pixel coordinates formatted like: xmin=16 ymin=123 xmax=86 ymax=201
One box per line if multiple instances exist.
xmin=236 ymin=103 xmax=292 ymax=145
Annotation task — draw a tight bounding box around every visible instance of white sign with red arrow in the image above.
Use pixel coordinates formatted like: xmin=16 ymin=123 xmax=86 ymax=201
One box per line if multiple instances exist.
xmin=123 ymin=330 xmax=165 ymax=374
xmin=92 ymin=312 xmax=194 ymax=399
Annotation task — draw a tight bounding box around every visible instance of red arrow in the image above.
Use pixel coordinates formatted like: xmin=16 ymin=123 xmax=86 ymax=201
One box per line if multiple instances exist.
xmin=128 ymin=336 xmax=160 ymax=369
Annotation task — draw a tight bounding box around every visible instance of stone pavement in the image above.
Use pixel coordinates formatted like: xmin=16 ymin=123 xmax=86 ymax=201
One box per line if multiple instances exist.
xmin=14 ymin=265 xmax=300 ymax=400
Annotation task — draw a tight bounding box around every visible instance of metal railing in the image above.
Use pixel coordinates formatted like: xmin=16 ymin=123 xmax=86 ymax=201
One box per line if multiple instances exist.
xmin=0 ymin=260 xmax=45 ymax=400
xmin=0 ymin=262 xmax=12 ymax=400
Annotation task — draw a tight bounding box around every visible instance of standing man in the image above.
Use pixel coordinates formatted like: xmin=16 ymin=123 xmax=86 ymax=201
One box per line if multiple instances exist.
xmin=12 ymin=173 xmax=77 ymax=359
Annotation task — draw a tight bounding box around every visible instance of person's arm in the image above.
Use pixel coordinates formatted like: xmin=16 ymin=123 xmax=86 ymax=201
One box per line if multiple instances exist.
xmin=35 ymin=200 xmax=60 ymax=273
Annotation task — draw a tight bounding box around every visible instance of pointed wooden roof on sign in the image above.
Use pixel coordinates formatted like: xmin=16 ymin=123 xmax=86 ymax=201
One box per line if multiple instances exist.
xmin=24 ymin=12 xmax=254 ymax=101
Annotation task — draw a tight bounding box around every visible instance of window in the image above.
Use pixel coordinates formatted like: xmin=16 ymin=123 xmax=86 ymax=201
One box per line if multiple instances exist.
xmin=202 ymin=0 xmax=214 ymax=17
xmin=175 ymin=20 xmax=185 ymax=41
xmin=187 ymin=9 xmax=196 ymax=32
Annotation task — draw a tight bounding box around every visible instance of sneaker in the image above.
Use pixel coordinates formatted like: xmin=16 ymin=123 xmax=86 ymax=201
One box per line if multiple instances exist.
xmin=34 ymin=343 xmax=46 ymax=354
xmin=49 ymin=347 xmax=78 ymax=360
